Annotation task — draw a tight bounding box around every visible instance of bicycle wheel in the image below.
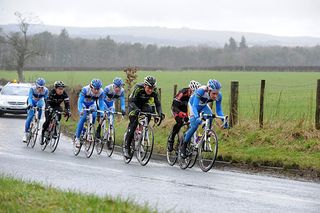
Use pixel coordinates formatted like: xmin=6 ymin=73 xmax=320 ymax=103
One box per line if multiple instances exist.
xmin=49 ymin=122 xmax=61 ymax=153
xmin=28 ymin=120 xmax=39 ymax=148
xmin=123 ymin=131 xmax=134 ymax=164
xmin=166 ymin=131 xmax=180 ymax=166
xmin=95 ymin=123 xmax=105 ymax=155
xmin=26 ymin=121 xmax=34 ymax=147
xmin=137 ymin=126 xmax=154 ymax=166
xmin=73 ymin=135 xmax=82 ymax=156
xmin=178 ymin=141 xmax=192 ymax=170
xmin=84 ymin=124 xmax=96 ymax=158
xmin=198 ymin=130 xmax=218 ymax=172
xmin=188 ymin=137 xmax=198 ymax=168
xmin=105 ymin=126 xmax=115 ymax=157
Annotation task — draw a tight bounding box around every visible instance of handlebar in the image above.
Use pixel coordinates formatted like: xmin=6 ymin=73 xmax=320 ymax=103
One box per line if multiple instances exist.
xmin=200 ymin=112 xmax=228 ymax=128
xmin=138 ymin=111 xmax=163 ymax=126
xmin=46 ymin=108 xmax=70 ymax=122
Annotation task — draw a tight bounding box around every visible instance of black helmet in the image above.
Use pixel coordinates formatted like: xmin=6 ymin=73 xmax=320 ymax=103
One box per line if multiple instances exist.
xmin=54 ymin=81 xmax=65 ymax=88
xmin=144 ymin=76 xmax=157 ymax=87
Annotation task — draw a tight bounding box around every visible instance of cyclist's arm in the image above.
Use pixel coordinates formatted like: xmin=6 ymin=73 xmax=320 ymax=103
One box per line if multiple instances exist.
xmin=27 ymin=88 xmax=33 ymax=105
xmin=120 ymin=91 xmax=126 ymax=112
xmin=45 ymin=90 xmax=53 ymax=108
xmin=171 ymin=92 xmax=183 ymax=113
xmin=98 ymin=93 xmax=105 ymax=111
xmin=77 ymin=91 xmax=85 ymax=112
xmin=215 ymin=92 xmax=224 ymax=117
xmin=63 ymin=91 xmax=71 ymax=111
xmin=154 ymin=90 xmax=163 ymax=115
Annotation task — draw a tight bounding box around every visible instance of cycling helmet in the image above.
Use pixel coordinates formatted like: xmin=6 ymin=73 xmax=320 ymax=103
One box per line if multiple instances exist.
xmin=35 ymin=78 xmax=46 ymax=87
xmin=90 ymin=79 xmax=102 ymax=90
xmin=113 ymin=77 xmax=123 ymax=87
xmin=189 ymin=80 xmax=201 ymax=91
xmin=144 ymin=76 xmax=157 ymax=87
xmin=54 ymin=81 xmax=65 ymax=88
xmin=207 ymin=79 xmax=221 ymax=91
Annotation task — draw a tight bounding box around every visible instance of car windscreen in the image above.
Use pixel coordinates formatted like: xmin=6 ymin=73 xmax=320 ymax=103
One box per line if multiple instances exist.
xmin=0 ymin=86 xmax=30 ymax=96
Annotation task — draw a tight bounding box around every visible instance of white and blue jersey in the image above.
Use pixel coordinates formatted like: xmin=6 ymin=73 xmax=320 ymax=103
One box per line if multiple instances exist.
xmin=189 ymin=85 xmax=224 ymax=118
xmin=77 ymin=85 xmax=104 ymax=112
xmin=27 ymin=85 xmax=49 ymax=105
xmin=103 ymin=84 xmax=125 ymax=112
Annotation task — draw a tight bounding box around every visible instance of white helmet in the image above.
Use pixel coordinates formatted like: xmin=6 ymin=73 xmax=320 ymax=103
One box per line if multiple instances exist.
xmin=189 ymin=80 xmax=201 ymax=92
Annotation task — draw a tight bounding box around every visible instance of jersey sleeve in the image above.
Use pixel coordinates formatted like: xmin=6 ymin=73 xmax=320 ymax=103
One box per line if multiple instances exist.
xmin=215 ymin=92 xmax=224 ymax=117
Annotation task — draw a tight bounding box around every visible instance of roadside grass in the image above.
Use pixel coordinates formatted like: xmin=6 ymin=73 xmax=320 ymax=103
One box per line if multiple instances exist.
xmin=0 ymin=175 xmax=156 ymax=213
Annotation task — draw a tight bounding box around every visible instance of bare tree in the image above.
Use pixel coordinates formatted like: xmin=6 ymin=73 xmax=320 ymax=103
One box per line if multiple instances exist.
xmin=4 ymin=12 xmax=41 ymax=82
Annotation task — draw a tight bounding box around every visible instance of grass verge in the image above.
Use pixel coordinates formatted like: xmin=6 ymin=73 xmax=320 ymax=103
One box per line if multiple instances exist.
xmin=0 ymin=175 xmax=156 ymax=213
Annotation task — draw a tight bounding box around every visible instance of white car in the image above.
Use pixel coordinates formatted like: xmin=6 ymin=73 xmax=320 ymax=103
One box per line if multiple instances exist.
xmin=0 ymin=82 xmax=32 ymax=116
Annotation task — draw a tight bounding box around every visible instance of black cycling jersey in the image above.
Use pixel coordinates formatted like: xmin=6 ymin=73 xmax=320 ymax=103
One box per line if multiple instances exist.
xmin=171 ymin=87 xmax=191 ymax=113
xmin=128 ymin=83 xmax=162 ymax=115
xmin=46 ymin=89 xmax=70 ymax=110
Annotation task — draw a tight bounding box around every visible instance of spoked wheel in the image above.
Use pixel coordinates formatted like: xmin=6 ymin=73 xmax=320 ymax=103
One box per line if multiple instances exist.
xmin=198 ymin=130 xmax=218 ymax=172
xmin=73 ymin=135 xmax=82 ymax=156
xmin=105 ymin=127 xmax=115 ymax=157
xmin=123 ymin=131 xmax=135 ymax=164
xmin=49 ymin=122 xmax=61 ymax=153
xmin=188 ymin=137 xmax=198 ymax=168
xmin=95 ymin=123 xmax=105 ymax=155
xmin=137 ymin=126 xmax=154 ymax=166
xmin=178 ymin=143 xmax=192 ymax=170
xmin=84 ymin=124 xmax=96 ymax=158
xmin=27 ymin=120 xmax=39 ymax=148
xmin=166 ymin=132 xmax=180 ymax=166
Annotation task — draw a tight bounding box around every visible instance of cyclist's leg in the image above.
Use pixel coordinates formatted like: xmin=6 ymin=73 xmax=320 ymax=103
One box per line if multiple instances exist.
xmin=36 ymin=99 xmax=44 ymax=120
xmin=181 ymin=116 xmax=199 ymax=158
xmin=125 ymin=112 xmax=139 ymax=148
xmin=42 ymin=108 xmax=51 ymax=133
xmin=170 ymin=115 xmax=184 ymax=141
xmin=75 ymin=109 xmax=88 ymax=139
xmin=25 ymin=100 xmax=36 ymax=133
xmin=91 ymin=105 xmax=98 ymax=124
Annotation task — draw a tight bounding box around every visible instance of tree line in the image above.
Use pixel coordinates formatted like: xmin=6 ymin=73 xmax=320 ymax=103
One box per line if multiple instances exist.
xmin=1 ymin=28 xmax=320 ymax=72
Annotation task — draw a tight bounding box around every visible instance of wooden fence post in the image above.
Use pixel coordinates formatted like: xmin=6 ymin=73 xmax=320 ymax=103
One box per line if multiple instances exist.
xmin=230 ymin=81 xmax=239 ymax=127
xmin=173 ymin=84 xmax=177 ymax=97
xmin=316 ymin=79 xmax=320 ymax=130
xmin=259 ymin=80 xmax=266 ymax=128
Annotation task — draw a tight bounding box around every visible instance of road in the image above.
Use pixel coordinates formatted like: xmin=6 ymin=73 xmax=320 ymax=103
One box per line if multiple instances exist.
xmin=0 ymin=116 xmax=320 ymax=213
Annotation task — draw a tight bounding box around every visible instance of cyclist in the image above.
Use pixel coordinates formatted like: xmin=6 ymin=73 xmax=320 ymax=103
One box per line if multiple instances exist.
xmin=167 ymin=80 xmax=201 ymax=152
xmin=23 ymin=78 xmax=49 ymax=142
xmin=123 ymin=76 xmax=165 ymax=158
xmin=40 ymin=81 xmax=71 ymax=145
xmin=74 ymin=79 xmax=105 ymax=148
xmin=180 ymin=79 xmax=228 ymax=158
xmin=96 ymin=77 xmax=126 ymax=147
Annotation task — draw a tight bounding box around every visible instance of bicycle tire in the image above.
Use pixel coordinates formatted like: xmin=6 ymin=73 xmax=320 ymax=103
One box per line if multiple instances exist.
xmin=123 ymin=131 xmax=134 ymax=164
xmin=166 ymin=131 xmax=180 ymax=166
xmin=49 ymin=122 xmax=61 ymax=153
xmin=85 ymin=124 xmax=96 ymax=158
xmin=106 ymin=126 xmax=115 ymax=157
xmin=198 ymin=130 xmax=218 ymax=172
xmin=137 ymin=125 xmax=154 ymax=166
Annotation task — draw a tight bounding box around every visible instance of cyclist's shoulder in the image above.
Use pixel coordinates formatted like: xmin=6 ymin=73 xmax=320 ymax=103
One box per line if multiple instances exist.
xmin=104 ymin=84 xmax=113 ymax=92
xmin=195 ymin=86 xmax=206 ymax=96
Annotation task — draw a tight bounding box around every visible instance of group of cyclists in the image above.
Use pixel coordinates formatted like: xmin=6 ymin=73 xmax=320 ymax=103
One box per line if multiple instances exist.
xmin=22 ymin=75 xmax=228 ymax=161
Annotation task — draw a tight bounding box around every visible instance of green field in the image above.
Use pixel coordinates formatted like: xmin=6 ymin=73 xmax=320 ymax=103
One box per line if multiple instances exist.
xmin=1 ymin=70 xmax=319 ymax=123
xmin=0 ymin=175 xmax=155 ymax=213
xmin=1 ymin=70 xmax=320 ymax=173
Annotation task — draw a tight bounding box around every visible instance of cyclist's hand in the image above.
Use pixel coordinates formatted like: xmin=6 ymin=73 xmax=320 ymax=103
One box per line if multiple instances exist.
xmin=121 ymin=110 xmax=126 ymax=116
xmin=27 ymin=104 xmax=33 ymax=110
xmin=178 ymin=111 xmax=187 ymax=118
xmin=90 ymin=108 xmax=95 ymax=113
xmin=65 ymin=110 xmax=71 ymax=117
xmin=80 ymin=110 xmax=84 ymax=116
xmin=160 ymin=113 xmax=165 ymax=120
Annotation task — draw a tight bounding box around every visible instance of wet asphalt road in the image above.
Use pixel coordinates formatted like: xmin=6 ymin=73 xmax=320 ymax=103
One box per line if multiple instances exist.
xmin=0 ymin=116 xmax=320 ymax=213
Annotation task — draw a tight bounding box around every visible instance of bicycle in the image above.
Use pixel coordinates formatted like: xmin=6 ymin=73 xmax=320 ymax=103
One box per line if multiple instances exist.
xmin=73 ymin=108 xmax=97 ymax=158
xmin=26 ymin=106 xmax=42 ymax=148
xmin=41 ymin=108 xmax=70 ymax=153
xmin=123 ymin=112 xmax=162 ymax=166
xmin=96 ymin=109 xmax=123 ymax=157
xmin=178 ymin=113 xmax=228 ymax=172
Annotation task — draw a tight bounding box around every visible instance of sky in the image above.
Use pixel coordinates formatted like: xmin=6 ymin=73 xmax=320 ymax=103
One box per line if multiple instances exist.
xmin=0 ymin=0 xmax=319 ymax=37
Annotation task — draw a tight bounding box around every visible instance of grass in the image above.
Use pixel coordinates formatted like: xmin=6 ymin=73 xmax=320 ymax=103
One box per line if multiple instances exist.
xmin=0 ymin=175 xmax=156 ymax=213
xmin=1 ymin=70 xmax=320 ymax=172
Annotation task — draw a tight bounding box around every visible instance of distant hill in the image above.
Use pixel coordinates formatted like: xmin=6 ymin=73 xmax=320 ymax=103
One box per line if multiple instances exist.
xmin=1 ymin=24 xmax=320 ymax=47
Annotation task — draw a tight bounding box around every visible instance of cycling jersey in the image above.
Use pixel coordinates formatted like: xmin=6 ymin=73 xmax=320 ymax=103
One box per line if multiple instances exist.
xmin=171 ymin=87 xmax=190 ymax=114
xmin=46 ymin=89 xmax=70 ymax=110
xmin=103 ymin=84 xmax=125 ymax=112
xmin=27 ymin=85 xmax=49 ymax=104
xmin=77 ymin=85 xmax=104 ymax=112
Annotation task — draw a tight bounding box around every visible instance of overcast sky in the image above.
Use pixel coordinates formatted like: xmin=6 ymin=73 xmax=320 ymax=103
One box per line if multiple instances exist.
xmin=0 ymin=0 xmax=319 ymax=37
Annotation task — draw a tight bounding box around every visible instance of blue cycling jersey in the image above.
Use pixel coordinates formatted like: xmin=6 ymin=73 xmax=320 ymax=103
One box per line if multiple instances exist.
xmin=103 ymin=84 xmax=125 ymax=112
xmin=189 ymin=85 xmax=224 ymax=118
xmin=27 ymin=85 xmax=49 ymax=104
xmin=77 ymin=85 xmax=104 ymax=112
